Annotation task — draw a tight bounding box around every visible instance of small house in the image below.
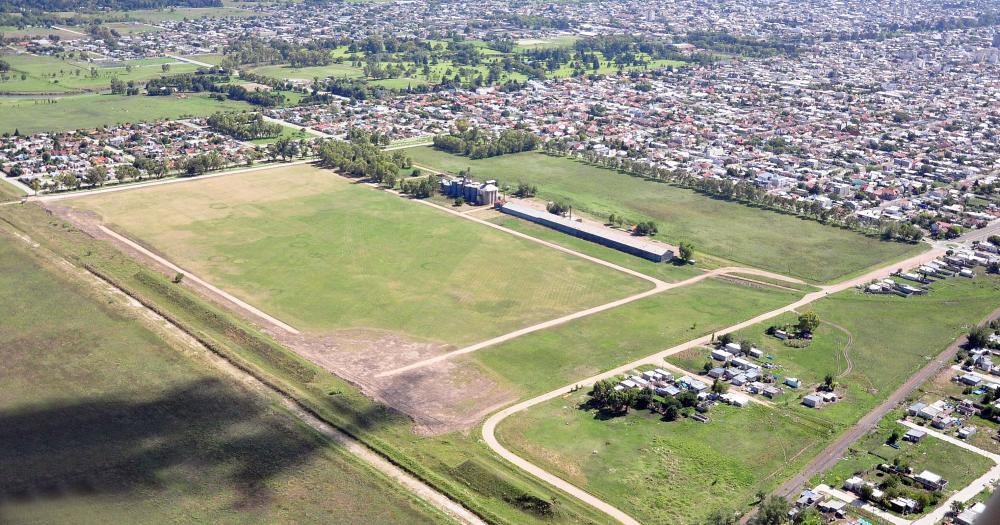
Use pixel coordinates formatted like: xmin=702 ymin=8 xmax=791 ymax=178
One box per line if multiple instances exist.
xmin=748 ymin=347 xmax=764 ymax=359
xmin=904 ymin=429 xmax=926 ymax=443
xmin=784 ymin=377 xmax=802 ymax=388
xmin=843 ymin=476 xmax=865 ymax=492
xmin=959 ymin=373 xmax=982 ymax=386
xmin=708 ymin=367 xmax=726 ymax=379
xmin=711 ymin=348 xmax=733 ymax=361
xmin=802 ymin=395 xmax=823 ymax=408
xmin=915 ymin=470 xmax=946 ymax=491
xmin=958 ymin=426 xmax=978 ymax=439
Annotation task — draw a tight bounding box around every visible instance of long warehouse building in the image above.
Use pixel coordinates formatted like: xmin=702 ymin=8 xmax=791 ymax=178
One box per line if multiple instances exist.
xmin=499 ymin=202 xmax=676 ymax=262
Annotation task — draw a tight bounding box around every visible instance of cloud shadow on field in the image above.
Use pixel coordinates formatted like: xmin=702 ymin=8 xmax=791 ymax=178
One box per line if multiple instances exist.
xmin=0 ymin=378 xmax=321 ymax=512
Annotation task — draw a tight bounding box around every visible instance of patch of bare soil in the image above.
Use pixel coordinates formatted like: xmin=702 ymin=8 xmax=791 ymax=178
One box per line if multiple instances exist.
xmin=281 ymin=330 xmax=517 ymax=435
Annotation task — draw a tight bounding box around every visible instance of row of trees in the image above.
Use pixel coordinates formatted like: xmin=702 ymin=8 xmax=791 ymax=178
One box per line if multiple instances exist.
xmin=316 ymin=138 xmax=401 ymax=186
xmin=205 ymin=112 xmax=283 ymax=141
xmin=589 ymin=379 xmax=700 ymax=420
xmin=432 ymin=126 xmax=539 ymax=159
xmin=541 ymin=141 xmax=924 ymax=243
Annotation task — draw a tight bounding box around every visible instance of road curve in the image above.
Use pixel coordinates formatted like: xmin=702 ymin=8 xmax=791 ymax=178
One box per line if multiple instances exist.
xmin=481 ymin=245 xmax=944 ymax=525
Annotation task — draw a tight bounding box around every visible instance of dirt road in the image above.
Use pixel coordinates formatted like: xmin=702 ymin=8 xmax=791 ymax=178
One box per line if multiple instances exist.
xmin=771 ymin=304 xmax=1000 ymax=500
xmin=379 ymin=265 xmax=805 ymax=378
xmin=0 ymin=222 xmax=483 ymax=525
xmin=481 ymin=245 xmax=945 ymax=525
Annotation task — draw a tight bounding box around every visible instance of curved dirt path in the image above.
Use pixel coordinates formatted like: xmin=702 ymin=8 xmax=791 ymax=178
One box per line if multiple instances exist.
xmin=822 ymin=319 xmax=855 ymax=378
xmin=482 ymin=245 xmax=945 ymax=525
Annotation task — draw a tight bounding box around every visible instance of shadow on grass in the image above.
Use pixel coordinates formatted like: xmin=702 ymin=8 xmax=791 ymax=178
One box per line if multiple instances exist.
xmin=0 ymin=378 xmax=320 ymax=511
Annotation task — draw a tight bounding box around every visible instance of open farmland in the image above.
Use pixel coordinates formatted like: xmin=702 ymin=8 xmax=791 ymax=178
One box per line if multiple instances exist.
xmin=665 ymin=274 xmax=1000 ymax=428
xmin=0 ymin=233 xmax=448 ymax=525
xmin=497 ymin=394 xmax=829 ymax=524
xmin=67 ymin=163 xmax=648 ymax=348
xmin=0 ymin=93 xmax=252 ymax=135
xmin=467 ymin=277 xmax=802 ymax=396
xmin=406 ymin=147 xmax=926 ymax=283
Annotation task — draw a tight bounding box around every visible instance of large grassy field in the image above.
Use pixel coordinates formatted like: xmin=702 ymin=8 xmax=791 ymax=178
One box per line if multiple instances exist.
xmin=70 ymin=164 xmax=648 ymax=346
xmin=0 ymin=53 xmax=199 ymax=94
xmin=406 ymin=148 xmax=926 ymax=283
xmin=693 ymin=274 xmax=1000 ymax=427
xmin=0 ymin=233 xmax=447 ymax=524
xmin=498 ymin=394 xmax=829 ymax=524
xmin=0 ymin=93 xmax=252 ymax=134
xmin=0 ymin=203 xmax=613 ymax=525
xmin=469 ymin=277 xmax=802 ymax=396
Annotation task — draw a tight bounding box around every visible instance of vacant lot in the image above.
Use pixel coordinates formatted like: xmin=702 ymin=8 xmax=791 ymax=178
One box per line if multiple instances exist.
xmin=69 ymin=164 xmax=647 ymax=348
xmin=498 ymin=393 xmax=829 ymax=524
xmin=406 ymin=148 xmax=925 ymax=283
xmin=0 ymin=234 xmax=446 ymax=524
xmin=470 ymin=277 xmax=801 ymax=396
xmin=0 ymin=93 xmax=252 ymax=135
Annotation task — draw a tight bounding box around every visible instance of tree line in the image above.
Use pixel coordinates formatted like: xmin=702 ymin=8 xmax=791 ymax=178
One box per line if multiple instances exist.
xmin=145 ymin=72 xmax=286 ymax=107
xmin=206 ymin=112 xmax=282 ymax=141
xmin=541 ymin=140 xmax=924 ymax=243
xmin=432 ymin=124 xmax=539 ymax=159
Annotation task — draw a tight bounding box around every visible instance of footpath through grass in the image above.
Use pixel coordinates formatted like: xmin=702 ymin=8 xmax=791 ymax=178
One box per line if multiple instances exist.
xmin=406 ymin=147 xmax=925 ymax=283
xmin=0 ymin=233 xmax=449 ymax=525
xmin=70 ymin=163 xmax=648 ymax=347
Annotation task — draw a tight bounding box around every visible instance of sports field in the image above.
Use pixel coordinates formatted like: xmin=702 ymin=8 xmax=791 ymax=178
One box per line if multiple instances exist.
xmin=498 ymin=395 xmax=829 ymax=524
xmin=0 ymin=93 xmax=252 ymax=135
xmin=670 ymin=274 xmax=1000 ymax=427
xmin=406 ymin=148 xmax=926 ymax=283
xmin=0 ymin=233 xmax=447 ymax=524
xmin=470 ymin=277 xmax=802 ymax=395
xmin=70 ymin=164 xmax=648 ymax=347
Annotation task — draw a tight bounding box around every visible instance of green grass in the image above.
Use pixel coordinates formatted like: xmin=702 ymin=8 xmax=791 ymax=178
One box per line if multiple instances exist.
xmin=487 ymin=214 xmax=702 ymax=283
xmin=0 ymin=231 xmax=449 ymax=524
xmin=0 ymin=203 xmax=614 ymax=525
xmin=471 ymin=277 xmax=802 ymax=395
xmin=816 ymin=412 xmax=994 ymax=516
xmin=70 ymin=164 xmax=648 ymax=346
xmin=248 ymin=122 xmax=312 ymax=145
xmin=498 ymin=394 xmax=829 ymax=524
xmin=704 ymin=274 xmax=1000 ymax=428
xmin=248 ymin=62 xmax=363 ymax=80
xmin=405 ymin=148 xmax=926 ymax=283
xmin=0 ymin=93 xmax=253 ymax=134
xmin=0 ymin=53 xmax=200 ymax=94
xmin=0 ymin=179 xmax=25 ymax=202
